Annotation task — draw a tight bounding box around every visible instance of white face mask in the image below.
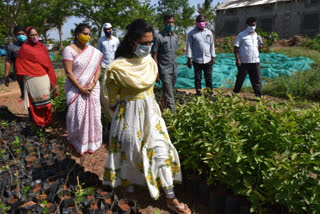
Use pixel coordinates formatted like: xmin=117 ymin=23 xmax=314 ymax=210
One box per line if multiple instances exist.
xmin=247 ymin=25 xmax=256 ymax=32
xmin=133 ymin=41 xmax=152 ymax=58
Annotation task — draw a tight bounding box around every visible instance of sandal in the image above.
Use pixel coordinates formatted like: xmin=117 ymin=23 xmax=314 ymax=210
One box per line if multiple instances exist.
xmin=167 ymin=202 xmax=191 ymax=214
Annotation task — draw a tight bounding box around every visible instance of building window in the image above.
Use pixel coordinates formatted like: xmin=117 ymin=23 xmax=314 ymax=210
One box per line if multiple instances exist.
xmin=302 ymin=13 xmax=319 ymax=31
xmin=259 ymin=18 xmax=273 ymax=32
xmin=223 ymin=19 xmax=239 ymax=35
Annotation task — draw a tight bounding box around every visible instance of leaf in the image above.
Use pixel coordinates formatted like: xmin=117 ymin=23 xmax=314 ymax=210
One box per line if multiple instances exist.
xmin=154 ymin=209 xmax=161 ymax=214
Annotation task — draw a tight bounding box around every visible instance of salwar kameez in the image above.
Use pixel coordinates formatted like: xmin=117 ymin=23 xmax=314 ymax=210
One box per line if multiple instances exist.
xmin=102 ymin=55 xmax=182 ymax=199
xmin=15 ymin=40 xmax=58 ymax=128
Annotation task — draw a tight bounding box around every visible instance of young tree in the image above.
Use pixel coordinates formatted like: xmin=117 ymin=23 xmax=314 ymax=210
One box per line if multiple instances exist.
xmin=129 ymin=0 xmax=156 ymax=28
xmin=0 ymin=0 xmax=28 ymax=41
xmin=156 ymin=0 xmax=194 ymax=34
xmin=49 ymin=0 xmax=74 ymax=50
xmin=197 ymin=0 xmax=216 ymax=32
xmin=23 ymin=0 xmax=56 ymax=43
xmin=73 ymin=0 xmax=154 ymax=38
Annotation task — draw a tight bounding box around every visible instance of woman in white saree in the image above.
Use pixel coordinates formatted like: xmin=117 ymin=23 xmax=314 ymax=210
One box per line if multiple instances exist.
xmin=62 ymin=24 xmax=103 ymax=155
xmin=102 ymin=19 xmax=191 ymax=214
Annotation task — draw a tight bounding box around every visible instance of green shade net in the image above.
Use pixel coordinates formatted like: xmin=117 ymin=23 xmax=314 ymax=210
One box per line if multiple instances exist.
xmin=49 ymin=52 xmax=56 ymax=61
xmin=156 ymin=53 xmax=314 ymax=89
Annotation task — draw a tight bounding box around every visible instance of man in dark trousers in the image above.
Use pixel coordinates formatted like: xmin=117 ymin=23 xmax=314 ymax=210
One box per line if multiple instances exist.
xmin=186 ymin=14 xmax=216 ymax=96
xmin=4 ymin=26 xmax=26 ymax=100
xmin=152 ymin=14 xmax=178 ymax=112
xmin=233 ymin=17 xmax=263 ymax=98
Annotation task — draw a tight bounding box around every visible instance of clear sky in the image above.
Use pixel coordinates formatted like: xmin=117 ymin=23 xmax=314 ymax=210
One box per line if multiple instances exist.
xmin=48 ymin=0 xmax=226 ymax=41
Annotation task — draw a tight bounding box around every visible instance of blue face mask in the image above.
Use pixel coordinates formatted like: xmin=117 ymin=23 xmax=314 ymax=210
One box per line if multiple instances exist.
xmin=133 ymin=41 xmax=152 ymax=58
xmin=164 ymin=25 xmax=174 ymax=32
xmin=105 ymin=31 xmax=112 ymax=37
xmin=17 ymin=35 xmax=27 ymax=42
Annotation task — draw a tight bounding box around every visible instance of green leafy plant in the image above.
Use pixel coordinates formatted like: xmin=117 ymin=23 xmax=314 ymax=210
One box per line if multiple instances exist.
xmin=0 ymin=121 xmax=9 ymax=129
xmin=215 ymin=36 xmax=234 ymax=53
xmin=0 ymin=200 xmax=10 ymax=214
xmin=22 ymin=186 xmax=31 ymax=199
xmin=87 ymin=187 xmax=94 ymax=196
xmin=257 ymin=29 xmax=279 ymax=53
xmin=41 ymin=200 xmax=49 ymax=214
xmin=51 ymin=75 xmax=67 ymax=112
xmin=301 ymin=34 xmax=320 ymax=52
xmin=12 ymin=136 xmax=21 ymax=154
xmin=74 ymin=176 xmax=86 ymax=212
xmin=163 ymin=91 xmax=320 ymax=213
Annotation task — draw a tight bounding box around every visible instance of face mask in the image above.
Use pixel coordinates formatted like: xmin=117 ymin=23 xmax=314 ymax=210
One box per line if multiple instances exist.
xmin=78 ymin=33 xmax=90 ymax=44
xmin=247 ymin=25 xmax=256 ymax=32
xmin=196 ymin=22 xmax=206 ymax=30
xmin=133 ymin=41 xmax=152 ymax=58
xmin=105 ymin=31 xmax=112 ymax=37
xmin=17 ymin=35 xmax=27 ymax=42
xmin=164 ymin=25 xmax=174 ymax=32
xmin=30 ymin=36 xmax=39 ymax=44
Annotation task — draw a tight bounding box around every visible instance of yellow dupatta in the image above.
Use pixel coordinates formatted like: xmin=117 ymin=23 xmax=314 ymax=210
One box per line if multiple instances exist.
xmin=101 ymin=54 xmax=158 ymax=120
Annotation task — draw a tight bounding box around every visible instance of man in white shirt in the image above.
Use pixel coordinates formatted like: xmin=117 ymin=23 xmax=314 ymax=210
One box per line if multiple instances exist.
xmin=97 ymin=23 xmax=120 ymax=70
xmin=186 ymin=15 xmax=216 ymax=96
xmin=233 ymin=17 xmax=263 ymax=98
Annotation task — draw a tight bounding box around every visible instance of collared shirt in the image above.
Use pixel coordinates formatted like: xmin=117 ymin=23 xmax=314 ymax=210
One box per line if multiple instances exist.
xmin=97 ymin=35 xmax=120 ymax=67
xmin=234 ymin=29 xmax=263 ymax=63
xmin=186 ymin=27 xmax=216 ymax=64
xmin=152 ymin=29 xmax=178 ymax=74
xmin=5 ymin=41 xmax=23 ymax=73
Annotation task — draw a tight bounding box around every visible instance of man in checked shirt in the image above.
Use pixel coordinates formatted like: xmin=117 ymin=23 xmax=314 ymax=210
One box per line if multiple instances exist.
xmin=186 ymin=15 xmax=216 ymax=96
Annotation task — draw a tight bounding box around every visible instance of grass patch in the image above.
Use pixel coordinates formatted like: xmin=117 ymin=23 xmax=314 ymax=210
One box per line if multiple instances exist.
xmin=0 ymin=61 xmax=5 ymax=77
xmin=271 ymin=46 xmax=320 ymax=64
xmin=264 ymin=46 xmax=320 ymax=100
xmin=263 ymin=63 xmax=320 ymax=100
xmin=0 ymin=60 xmax=14 ymax=78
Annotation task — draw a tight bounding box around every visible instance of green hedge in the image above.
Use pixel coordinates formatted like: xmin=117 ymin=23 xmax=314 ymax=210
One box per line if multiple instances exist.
xmin=163 ymin=92 xmax=320 ymax=213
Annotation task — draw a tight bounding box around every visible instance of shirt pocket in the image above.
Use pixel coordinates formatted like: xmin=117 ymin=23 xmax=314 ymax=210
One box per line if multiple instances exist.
xmin=111 ymin=44 xmax=117 ymax=52
xmin=243 ymin=37 xmax=253 ymax=47
xmin=173 ymin=37 xmax=179 ymax=50
xmin=204 ymin=34 xmax=212 ymax=44
xmin=160 ymin=40 xmax=170 ymax=53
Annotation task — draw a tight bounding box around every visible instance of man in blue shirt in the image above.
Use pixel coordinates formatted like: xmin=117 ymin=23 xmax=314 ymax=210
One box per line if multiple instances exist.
xmin=233 ymin=17 xmax=263 ymax=98
xmin=186 ymin=15 xmax=216 ymax=96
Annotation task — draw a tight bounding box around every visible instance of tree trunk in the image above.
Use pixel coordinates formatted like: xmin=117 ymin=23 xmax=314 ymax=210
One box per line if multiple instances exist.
xmin=43 ymin=30 xmax=48 ymax=44
xmin=58 ymin=26 xmax=62 ymax=51
xmin=184 ymin=29 xmax=187 ymax=42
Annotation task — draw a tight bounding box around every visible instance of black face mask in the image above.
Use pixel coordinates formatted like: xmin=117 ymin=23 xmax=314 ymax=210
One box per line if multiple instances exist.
xmin=105 ymin=31 xmax=112 ymax=37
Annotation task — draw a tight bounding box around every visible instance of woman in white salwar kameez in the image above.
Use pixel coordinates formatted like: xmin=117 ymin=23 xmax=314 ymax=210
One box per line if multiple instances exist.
xmin=102 ymin=19 xmax=191 ymax=214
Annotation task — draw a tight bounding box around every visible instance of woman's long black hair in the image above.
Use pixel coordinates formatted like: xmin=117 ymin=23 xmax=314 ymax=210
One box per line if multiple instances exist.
xmin=115 ymin=19 xmax=154 ymax=59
